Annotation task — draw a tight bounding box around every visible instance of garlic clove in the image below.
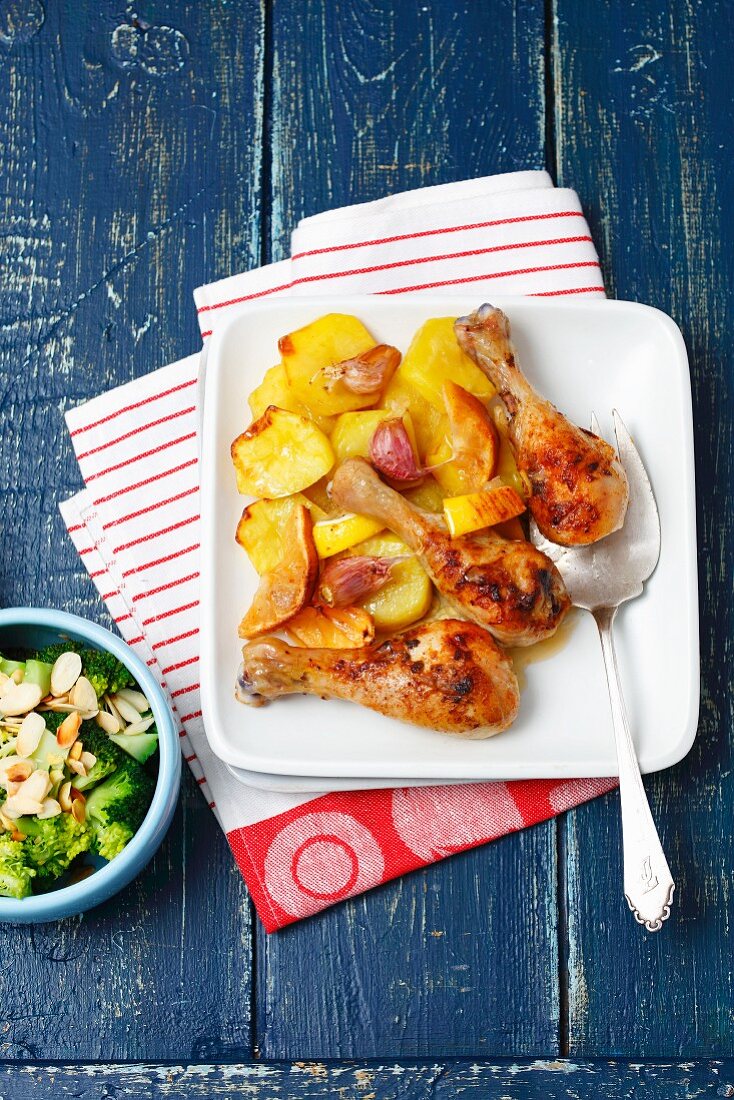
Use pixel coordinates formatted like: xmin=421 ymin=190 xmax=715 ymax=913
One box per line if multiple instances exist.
xmin=369 ymin=418 xmax=424 ymax=483
xmin=323 ymin=344 xmax=401 ymax=395
xmin=317 ymin=555 xmax=398 ymax=608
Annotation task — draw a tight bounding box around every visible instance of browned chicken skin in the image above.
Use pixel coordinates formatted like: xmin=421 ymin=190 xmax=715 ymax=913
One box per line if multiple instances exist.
xmin=454 ymin=304 xmax=629 ymax=546
xmin=331 ymin=458 xmax=570 ymax=646
xmin=238 ymin=619 xmax=520 ymax=737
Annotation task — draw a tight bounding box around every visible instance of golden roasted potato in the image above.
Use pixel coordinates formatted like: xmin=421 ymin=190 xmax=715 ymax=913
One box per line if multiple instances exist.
xmin=231 ymin=406 xmax=334 ymax=497
xmin=330 ymin=410 xmax=390 ymax=464
xmin=236 ymin=494 xmax=327 ymax=574
xmin=280 ymin=314 xmax=379 ymax=417
xmin=312 ymin=512 xmax=385 ymax=558
xmin=248 ymin=364 xmax=336 ymax=435
xmin=403 ymin=477 xmax=447 ymax=513
xmin=489 ymin=403 xmax=528 ymax=498
xmin=443 ymin=485 xmax=526 ymax=538
xmin=380 ymin=373 xmax=448 ymax=459
xmin=286 ymin=605 xmax=375 ymax=648
xmin=301 ymin=476 xmax=339 ymax=517
xmin=496 ymin=430 xmax=528 ymax=498
xmin=399 ymin=317 xmax=495 ymax=408
xmin=238 ymin=505 xmax=318 ymax=637
xmin=248 ymin=364 xmax=295 ymax=419
xmin=347 ymin=533 xmax=432 ymax=631
xmin=427 ymin=381 xmax=499 ymax=495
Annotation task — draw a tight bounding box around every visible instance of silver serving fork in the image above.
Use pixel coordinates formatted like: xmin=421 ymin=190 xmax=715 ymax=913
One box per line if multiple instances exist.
xmin=531 ymin=411 xmax=674 ymax=931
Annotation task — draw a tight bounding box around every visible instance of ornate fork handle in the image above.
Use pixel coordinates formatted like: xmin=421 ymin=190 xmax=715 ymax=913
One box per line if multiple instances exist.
xmin=593 ymin=606 xmax=675 ymax=932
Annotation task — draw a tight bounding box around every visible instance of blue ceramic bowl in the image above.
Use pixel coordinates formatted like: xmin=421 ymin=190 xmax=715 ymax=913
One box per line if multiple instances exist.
xmin=0 ymin=608 xmax=181 ymax=923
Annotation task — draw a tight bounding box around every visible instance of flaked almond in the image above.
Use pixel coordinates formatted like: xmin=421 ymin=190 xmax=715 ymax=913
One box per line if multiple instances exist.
xmin=317 ymin=555 xmax=398 ymax=608
xmin=0 ymin=811 xmax=16 ymax=829
xmin=16 ymin=711 xmax=46 ymax=758
xmin=50 ymin=651 xmax=82 ymax=697
xmin=67 ymin=759 xmax=87 ymax=778
xmin=71 ymin=798 xmax=86 ymax=824
xmin=123 ymin=716 xmax=156 ymax=736
xmin=49 ymin=768 xmax=65 ymax=788
xmin=68 ymin=740 xmax=83 ymax=762
xmin=110 ymin=694 xmax=144 ymax=725
xmin=11 ymin=830 xmax=26 ymax=842
xmin=4 ymin=782 xmax=20 ymax=798
xmin=19 ymin=769 xmax=51 ymax=803
xmin=70 ymin=787 xmax=85 ymax=804
xmin=80 ymin=751 xmax=97 ymax=771
xmin=104 ymin=695 xmax=124 ymax=724
xmin=56 ymin=711 xmax=82 ymax=749
xmin=70 ymin=676 xmax=98 ymax=716
xmin=0 ymin=682 xmax=43 ymax=718
xmin=58 ymin=780 xmax=73 ymax=813
xmin=96 ymin=709 xmax=121 ymax=734
xmin=42 ymin=701 xmax=78 ymax=713
xmin=10 ymin=669 xmax=24 ymax=685
xmin=115 ymin=688 xmax=150 ymax=714
xmin=369 ymin=418 xmax=424 ymax=483
xmin=4 ymin=796 xmax=43 ymax=818
xmin=5 ymin=760 xmax=35 ymax=784
xmin=37 ymin=799 xmax=61 ymax=820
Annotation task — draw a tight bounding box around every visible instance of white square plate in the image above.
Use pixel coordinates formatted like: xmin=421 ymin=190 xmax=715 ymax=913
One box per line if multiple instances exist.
xmin=200 ymin=296 xmax=699 ymax=779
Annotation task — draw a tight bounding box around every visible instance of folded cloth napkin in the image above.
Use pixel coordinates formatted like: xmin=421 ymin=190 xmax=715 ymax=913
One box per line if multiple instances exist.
xmin=61 ymin=170 xmax=615 ymax=932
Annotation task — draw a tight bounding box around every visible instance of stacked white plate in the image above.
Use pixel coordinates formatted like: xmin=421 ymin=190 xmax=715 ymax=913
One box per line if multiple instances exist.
xmin=198 ymin=296 xmax=699 ymax=793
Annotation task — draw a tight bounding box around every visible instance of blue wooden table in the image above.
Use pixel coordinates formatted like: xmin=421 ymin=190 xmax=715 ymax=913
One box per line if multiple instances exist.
xmin=0 ymin=1 xmax=731 ymax=1095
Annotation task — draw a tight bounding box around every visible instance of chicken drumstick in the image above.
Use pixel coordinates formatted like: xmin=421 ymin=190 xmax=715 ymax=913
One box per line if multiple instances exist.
xmin=454 ymin=304 xmax=629 ymax=546
xmin=238 ymin=618 xmax=520 ymax=737
xmin=331 ymin=458 xmax=569 ymax=647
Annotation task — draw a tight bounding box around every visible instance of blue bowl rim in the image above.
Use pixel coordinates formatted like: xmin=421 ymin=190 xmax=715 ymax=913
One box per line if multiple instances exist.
xmin=0 ymin=607 xmax=181 ymax=922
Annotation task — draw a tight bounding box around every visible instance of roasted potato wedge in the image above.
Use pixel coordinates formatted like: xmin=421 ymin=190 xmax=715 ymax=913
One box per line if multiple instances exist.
xmin=427 ymin=381 xmax=499 ymax=495
xmin=347 ymin=533 xmax=432 ymax=632
xmin=403 ymin=477 xmax=447 ymax=514
xmin=490 ymin=402 xmax=528 ymax=498
xmin=231 ymin=406 xmax=334 ymax=497
xmin=238 ymin=505 xmax=318 ymax=638
xmin=301 ymin=476 xmax=339 ymax=517
xmin=331 ymin=410 xmax=391 ymax=464
xmin=236 ymin=494 xmax=327 ymax=574
xmin=248 ymin=364 xmax=336 ymax=435
xmin=312 ymin=512 xmax=385 ymax=558
xmin=280 ymin=314 xmax=379 ymax=417
xmin=286 ymin=605 xmax=375 ymax=648
xmin=379 ymin=373 xmax=448 ymax=460
xmin=443 ymin=485 xmax=526 ymax=538
xmin=399 ymin=317 xmax=495 ymax=408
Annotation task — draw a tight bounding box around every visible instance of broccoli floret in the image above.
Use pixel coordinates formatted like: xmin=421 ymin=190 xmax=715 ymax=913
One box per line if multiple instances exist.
xmin=73 ymin=722 xmax=128 ymax=791
xmin=34 ymin=640 xmax=81 ymax=665
xmin=85 ymin=758 xmax=155 ymax=861
xmin=34 ymin=641 xmax=135 ymax=699
xmin=40 ymin=711 xmax=66 ymax=735
xmin=19 ymin=813 xmax=92 ymax=882
xmin=0 ymin=837 xmax=36 ymax=899
xmin=78 ymin=648 xmax=134 ymax=699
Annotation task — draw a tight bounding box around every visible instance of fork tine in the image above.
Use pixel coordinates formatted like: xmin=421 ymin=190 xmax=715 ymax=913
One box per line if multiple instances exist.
xmin=590 ymin=411 xmax=602 ymax=437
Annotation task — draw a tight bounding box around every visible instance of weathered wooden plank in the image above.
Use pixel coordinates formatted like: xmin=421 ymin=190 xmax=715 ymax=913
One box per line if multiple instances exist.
xmin=0 ymin=0 xmax=264 ymax=1059
xmin=260 ymin=0 xmax=556 ymax=1060
xmin=0 ymin=1059 xmax=730 ymax=1098
xmin=267 ymin=0 xmax=547 ymax=257
xmin=553 ymin=0 xmax=734 ymax=1055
